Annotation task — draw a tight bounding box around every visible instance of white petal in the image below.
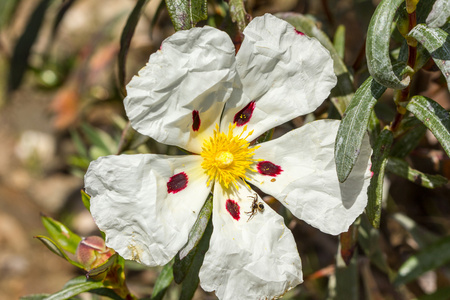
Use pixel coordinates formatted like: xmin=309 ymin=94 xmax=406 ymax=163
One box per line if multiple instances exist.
xmin=248 ymin=120 xmax=371 ymax=235
xmin=125 ymin=26 xmax=236 ymax=153
xmin=85 ymin=154 xmax=211 ymax=266
xmin=199 ymin=181 xmax=302 ymax=300
xmin=220 ymin=14 xmax=337 ymax=140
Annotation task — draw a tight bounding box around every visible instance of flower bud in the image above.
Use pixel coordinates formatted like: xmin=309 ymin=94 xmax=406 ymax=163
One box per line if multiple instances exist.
xmin=76 ymin=236 xmax=114 ymax=271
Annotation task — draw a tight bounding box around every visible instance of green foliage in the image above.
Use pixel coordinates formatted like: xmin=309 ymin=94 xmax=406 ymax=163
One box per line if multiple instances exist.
xmin=165 ymin=0 xmax=207 ymax=31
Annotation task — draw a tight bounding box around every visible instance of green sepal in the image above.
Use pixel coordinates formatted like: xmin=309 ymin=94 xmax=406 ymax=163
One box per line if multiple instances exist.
xmin=366 ymin=0 xmax=411 ymax=89
xmin=335 ymin=76 xmax=386 ymax=182
xmin=87 ymin=253 xmax=118 ymax=278
xmin=34 ymin=235 xmax=84 ymax=269
xmin=41 ymin=214 xmax=82 ymax=254
xmin=386 ymin=157 xmax=448 ymax=189
xmin=406 ymin=95 xmax=450 ymax=158
xmin=164 ymin=0 xmax=208 ymax=31
xmin=366 ymin=128 xmax=394 ymax=228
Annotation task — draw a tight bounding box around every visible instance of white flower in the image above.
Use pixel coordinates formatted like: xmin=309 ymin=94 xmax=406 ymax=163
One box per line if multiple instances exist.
xmin=85 ymin=14 xmax=372 ymax=300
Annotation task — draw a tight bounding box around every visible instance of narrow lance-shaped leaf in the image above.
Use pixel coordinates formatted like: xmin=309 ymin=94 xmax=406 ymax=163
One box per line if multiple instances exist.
xmin=333 ymin=25 xmax=346 ymax=60
xmin=278 ymin=12 xmax=355 ymax=115
xmin=178 ymin=219 xmax=213 ymax=300
xmin=151 ymin=259 xmax=174 ymax=300
xmin=81 ymin=189 xmax=91 ymax=212
xmin=394 ymin=236 xmax=450 ymax=286
xmin=366 ymin=128 xmax=394 ymax=228
xmin=41 ymin=214 xmax=82 ymax=254
xmin=406 ymin=96 xmax=450 ymax=157
xmin=390 ymin=117 xmax=427 ymax=158
xmin=165 ymin=0 xmax=208 ymax=31
xmin=118 ymin=0 xmax=150 ymax=96
xmin=386 ymin=157 xmax=448 ymax=189
xmin=8 ymin=0 xmax=51 ymax=92
xmin=178 ymin=194 xmax=212 ymax=260
xmin=391 ymin=213 xmax=439 ymax=249
xmin=335 ymin=77 xmax=386 ymax=182
xmin=366 ymin=0 xmax=410 ymax=89
xmin=426 ymin=0 xmax=450 ymax=28
xmin=45 ymin=281 xmax=105 ymax=300
xmin=408 ymin=24 xmax=450 ymax=92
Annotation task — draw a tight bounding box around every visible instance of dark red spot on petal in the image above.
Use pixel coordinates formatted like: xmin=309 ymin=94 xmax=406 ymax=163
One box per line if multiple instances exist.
xmin=294 ymin=29 xmax=305 ymax=36
xmin=192 ymin=110 xmax=201 ymax=131
xmin=257 ymin=161 xmax=283 ymax=177
xmin=226 ymin=199 xmax=240 ymax=221
xmin=233 ymin=101 xmax=255 ymax=127
xmin=167 ymin=172 xmax=188 ymax=194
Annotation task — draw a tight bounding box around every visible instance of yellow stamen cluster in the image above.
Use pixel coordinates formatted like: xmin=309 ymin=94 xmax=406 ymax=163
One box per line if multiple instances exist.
xmin=201 ymin=123 xmax=258 ymax=189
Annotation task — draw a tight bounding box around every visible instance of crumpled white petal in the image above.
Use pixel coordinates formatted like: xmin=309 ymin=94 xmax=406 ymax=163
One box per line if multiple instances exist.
xmin=220 ymin=14 xmax=337 ymax=140
xmin=199 ymin=181 xmax=302 ymax=300
xmin=125 ymin=26 xmax=237 ymax=154
xmin=426 ymin=0 xmax=450 ymax=28
xmin=248 ymin=120 xmax=371 ymax=235
xmin=85 ymin=154 xmax=211 ymax=266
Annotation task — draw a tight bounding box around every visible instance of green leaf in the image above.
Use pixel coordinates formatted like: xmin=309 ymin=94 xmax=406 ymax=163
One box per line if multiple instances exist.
xmin=386 ymin=157 xmax=448 ymax=188
xmin=406 ymin=96 xmax=450 ymax=157
xmin=178 ymin=219 xmax=213 ymax=300
xmin=70 ymin=130 xmax=88 ymax=158
xmin=81 ymin=189 xmax=91 ymax=212
xmin=81 ymin=123 xmax=117 ymax=156
xmin=19 ymin=294 xmax=49 ymax=300
xmin=0 ymin=0 xmax=21 ymax=29
xmin=178 ymin=194 xmax=212 ymax=260
xmin=390 ymin=117 xmax=427 ymax=158
xmin=418 ymin=286 xmax=450 ymax=300
xmin=391 ymin=213 xmax=439 ymax=249
xmin=329 ymin=246 xmax=359 ymax=300
xmin=164 ymin=0 xmax=208 ymax=31
xmin=8 ymin=0 xmax=52 ymax=92
xmin=394 ymin=235 xmax=450 ymax=286
xmin=426 ymin=0 xmax=450 ymax=28
xmin=228 ymin=0 xmax=249 ymax=33
xmin=41 ymin=215 xmax=81 ymax=254
xmin=408 ymin=24 xmax=450 ymax=92
xmin=34 ymin=235 xmax=84 ymax=268
xmin=278 ymin=12 xmax=355 ymax=115
xmin=45 ymin=280 xmax=105 ymax=300
xmin=333 ymin=25 xmax=346 ymax=60
xmin=151 ymin=259 xmax=174 ymax=300
xmin=366 ymin=128 xmax=393 ymax=228
xmin=118 ymin=0 xmax=150 ymax=96
xmin=366 ymin=0 xmax=411 ymax=89
xmin=335 ymin=76 xmax=386 ymax=182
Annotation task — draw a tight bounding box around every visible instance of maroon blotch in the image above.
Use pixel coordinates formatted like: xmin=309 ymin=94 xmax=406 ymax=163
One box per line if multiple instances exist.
xmin=294 ymin=29 xmax=305 ymax=36
xmin=167 ymin=172 xmax=188 ymax=194
xmin=192 ymin=110 xmax=201 ymax=132
xmin=257 ymin=161 xmax=283 ymax=177
xmin=226 ymin=199 xmax=240 ymax=221
xmin=233 ymin=101 xmax=256 ymax=126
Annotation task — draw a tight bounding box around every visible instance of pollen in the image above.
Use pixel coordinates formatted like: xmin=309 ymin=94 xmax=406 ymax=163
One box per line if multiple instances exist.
xmin=201 ymin=123 xmax=259 ymax=189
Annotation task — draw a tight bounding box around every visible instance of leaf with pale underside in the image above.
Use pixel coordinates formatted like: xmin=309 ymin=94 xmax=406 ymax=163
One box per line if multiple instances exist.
xmin=335 ymin=77 xmax=386 ymax=183
xmin=366 ymin=0 xmax=410 ymax=89
xmin=426 ymin=0 xmax=450 ymax=28
xmin=408 ymin=24 xmax=450 ymax=92
xmin=366 ymin=128 xmax=393 ymax=228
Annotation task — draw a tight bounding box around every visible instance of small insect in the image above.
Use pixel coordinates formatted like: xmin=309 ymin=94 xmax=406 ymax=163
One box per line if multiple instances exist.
xmin=245 ymin=193 xmax=265 ymax=221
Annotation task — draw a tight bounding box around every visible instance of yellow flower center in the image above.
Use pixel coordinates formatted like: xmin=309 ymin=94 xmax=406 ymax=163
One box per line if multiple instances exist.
xmin=201 ymin=123 xmax=259 ymax=189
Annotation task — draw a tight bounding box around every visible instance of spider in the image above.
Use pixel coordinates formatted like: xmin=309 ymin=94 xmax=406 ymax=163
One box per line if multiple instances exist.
xmin=245 ymin=193 xmax=265 ymax=222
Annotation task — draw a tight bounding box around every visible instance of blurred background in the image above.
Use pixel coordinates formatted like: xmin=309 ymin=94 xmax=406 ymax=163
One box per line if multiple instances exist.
xmin=1 ymin=0 xmax=449 ymax=299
